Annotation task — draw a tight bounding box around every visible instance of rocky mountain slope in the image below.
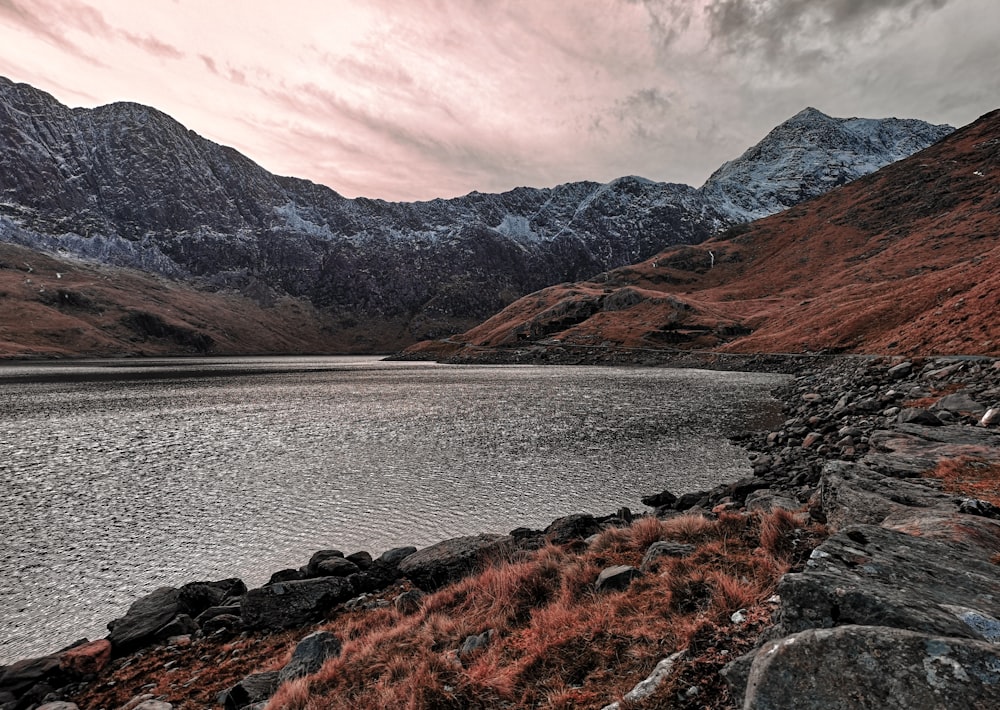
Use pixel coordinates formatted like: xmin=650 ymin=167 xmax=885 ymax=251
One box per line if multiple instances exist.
xmin=425 ymin=108 xmax=999 ymax=360
xmin=0 ymin=76 xmax=951 ymax=355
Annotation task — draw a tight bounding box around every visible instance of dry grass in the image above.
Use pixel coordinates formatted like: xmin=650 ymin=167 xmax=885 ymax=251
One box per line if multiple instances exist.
xmin=261 ymin=510 xmax=825 ymax=710
xmin=928 ymin=456 xmax=1000 ymax=506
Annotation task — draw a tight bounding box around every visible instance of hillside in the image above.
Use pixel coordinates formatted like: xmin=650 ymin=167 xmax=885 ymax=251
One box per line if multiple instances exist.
xmin=429 ymin=108 xmax=1000 ymax=359
xmin=0 ymin=76 xmax=951 ymax=355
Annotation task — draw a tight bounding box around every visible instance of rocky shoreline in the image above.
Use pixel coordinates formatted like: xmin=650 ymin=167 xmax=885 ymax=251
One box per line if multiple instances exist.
xmin=3 ymin=355 xmax=1000 ymax=709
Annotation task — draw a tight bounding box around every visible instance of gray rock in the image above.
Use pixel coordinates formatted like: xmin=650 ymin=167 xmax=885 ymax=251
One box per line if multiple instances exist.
xmin=305 ymin=550 xmax=344 ymax=576
xmin=887 ymin=361 xmax=913 ymax=379
xmin=979 ymin=407 xmax=1000 ymax=426
xmin=201 ymin=613 xmax=241 ymax=636
xmin=378 ymin=546 xmax=417 ymax=566
xmin=0 ymin=654 xmax=62 ymax=698
xmin=36 ymin=703 xmax=80 ymax=710
xmin=268 ymin=568 xmax=304 ymax=584
xmin=154 ymin=613 xmax=197 ymax=640
xmin=457 ymin=630 xmax=493 ymax=663
xmin=278 ymin=631 xmax=342 ymax=683
xmin=544 ymin=514 xmax=601 ymax=544
xmin=896 ymin=408 xmax=943 ymax=426
xmin=640 ymin=541 xmax=695 ymax=571
xmin=194 ymin=605 xmax=241 ymax=626
xmin=932 ymin=392 xmax=986 ymax=414
xmin=601 ymin=651 xmax=685 ymax=710
xmin=399 ymin=534 xmax=512 ymax=591
xmin=775 ymin=524 xmax=1000 ymax=641
xmin=106 ymin=587 xmax=181 ymax=654
xmin=315 ymin=557 xmax=360 ymax=577
xmin=958 ymin=498 xmax=1000 ymax=519
xmin=394 ymin=590 xmax=424 ymax=614
xmin=133 ymin=702 xmax=172 ymax=710
xmin=345 ymin=551 xmax=373 ymax=570
xmin=177 ymin=578 xmax=246 ymax=617
xmin=219 ymin=671 xmax=279 ymax=710
xmin=241 ymin=577 xmax=354 ymax=631
xmin=640 ymin=490 xmax=678 ymax=508
xmin=743 ymin=625 xmax=1000 ymax=710
xmin=595 ymin=565 xmax=641 ymax=593
xmin=745 ymin=490 xmax=800 ymax=513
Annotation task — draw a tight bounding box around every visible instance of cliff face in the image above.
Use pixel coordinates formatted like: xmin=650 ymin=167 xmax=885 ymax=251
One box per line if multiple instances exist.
xmin=439 ymin=108 xmax=1000 ymax=358
xmin=0 ymin=76 xmax=952 ymax=353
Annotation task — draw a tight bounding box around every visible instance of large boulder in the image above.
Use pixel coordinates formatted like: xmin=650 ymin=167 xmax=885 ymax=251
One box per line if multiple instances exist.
xmin=106 ymin=587 xmax=183 ymax=655
xmin=743 ymin=625 xmax=1000 ymax=710
xmin=774 ymin=524 xmax=1000 ymax=641
xmin=399 ymin=534 xmax=512 ymax=591
xmin=177 ymin=578 xmax=246 ymax=616
xmin=543 ymin=514 xmax=601 ymax=545
xmin=278 ymin=631 xmax=342 ymax=683
xmin=241 ymin=577 xmax=355 ymax=631
xmin=218 ymin=671 xmax=280 ymax=710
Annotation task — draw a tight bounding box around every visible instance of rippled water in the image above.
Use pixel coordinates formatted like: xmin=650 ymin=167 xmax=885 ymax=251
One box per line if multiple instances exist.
xmin=0 ymin=356 xmax=786 ymax=663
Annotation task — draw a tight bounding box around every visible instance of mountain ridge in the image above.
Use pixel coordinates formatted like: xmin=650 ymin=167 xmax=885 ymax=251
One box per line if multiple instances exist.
xmin=0 ymin=75 xmax=953 ymax=354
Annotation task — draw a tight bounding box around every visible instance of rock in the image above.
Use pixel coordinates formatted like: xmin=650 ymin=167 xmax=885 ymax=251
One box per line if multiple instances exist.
xmin=457 ymin=630 xmax=493 ymax=664
xmin=887 ymin=361 xmax=913 ymax=379
xmin=116 ymin=693 xmax=155 ymax=710
xmin=0 ymin=654 xmax=63 ymax=699
xmin=544 ymin=514 xmax=601 ymax=544
xmin=801 ymin=432 xmax=823 ymax=448
xmin=399 ymin=534 xmax=513 ymax=591
xmin=241 ymin=577 xmax=355 ymax=631
xmin=640 ymin=490 xmax=678 ymax=508
xmin=106 ymin=587 xmax=182 ymax=654
xmin=932 ymin=392 xmax=986 ymax=414
xmin=775 ymin=524 xmax=1000 ymax=641
xmin=59 ymin=639 xmax=111 ymax=677
xmin=268 ymin=568 xmax=304 ymax=584
xmin=672 ymin=491 xmax=708 ymax=512
xmin=133 ymin=702 xmax=172 ymax=710
xmin=600 ymin=650 xmax=685 ymax=710
xmin=201 ymin=614 xmax=241 ymax=636
xmin=278 ymin=631 xmax=342 ymax=683
xmin=896 ymin=408 xmax=943 ymax=426
xmin=742 ymin=625 xmax=1000 ymax=710
xmin=345 ymin=551 xmax=373 ymax=570
xmin=979 ymin=407 xmax=1000 ymax=426
xmin=36 ymin=703 xmax=80 ymax=710
xmin=194 ymin=605 xmax=241 ymax=626
xmin=315 ymin=557 xmax=360 ymax=577
xmin=305 ymin=550 xmax=345 ymax=576
xmin=394 ymin=590 xmax=424 ymax=614
xmin=595 ymin=566 xmax=641 ymax=593
xmin=377 ymin=546 xmax=418 ymax=566
xmin=154 ymin=613 xmax=197 ymax=640
xmin=178 ymin=578 xmax=246 ymax=616
xmin=218 ymin=671 xmax=280 ymax=710
xmin=640 ymin=541 xmax=695 ymax=571
xmin=744 ymin=490 xmax=800 ymax=513
xmin=958 ymin=498 xmax=1000 ymax=519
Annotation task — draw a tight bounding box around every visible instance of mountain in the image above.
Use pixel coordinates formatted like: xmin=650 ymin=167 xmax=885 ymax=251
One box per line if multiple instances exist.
xmin=0 ymin=76 xmax=952 ymax=355
xmin=430 ymin=108 xmax=1000 ymax=358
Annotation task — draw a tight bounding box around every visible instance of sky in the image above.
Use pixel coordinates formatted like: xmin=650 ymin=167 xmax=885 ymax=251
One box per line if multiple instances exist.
xmin=0 ymin=0 xmax=997 ymax=202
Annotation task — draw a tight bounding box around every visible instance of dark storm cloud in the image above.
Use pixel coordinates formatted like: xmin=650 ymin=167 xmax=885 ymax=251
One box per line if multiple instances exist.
xmin=704 ymin=0 xmax=954 ymax=63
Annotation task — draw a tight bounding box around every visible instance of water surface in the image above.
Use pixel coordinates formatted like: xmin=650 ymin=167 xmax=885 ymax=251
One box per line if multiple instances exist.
xmin=0 ymin=356 xmax=786 ymax=662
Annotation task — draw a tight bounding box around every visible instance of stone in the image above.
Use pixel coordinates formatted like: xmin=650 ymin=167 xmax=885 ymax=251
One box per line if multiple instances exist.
xmin=133 ymin=702 xmax=172 ymax=710
xmin=0 ymin=655 xmax=63 ymax=699
xmin=399 ymin=534 xmax=513 ymax=591
xmin=801 ymin=432 xmax=823 ymax=448
xmin=194 ymin=605 xmax=241 ymax=626
xmin=219 ymin=671 xmax=280 ymax=710
xmin=202 ymin=614 xmax=241 ymax=636
xmin=178 ymin=578 xmax=246 ymax=616
xmin=305 ymin=550 xmax=345 ymax=576
xmin=896 ymin=408 xmax=943 ymax=426
xmin=544 ymin=514 xmax=601 ymax=544
xmin=345 ymin=551 xmax=373 ymax=570
xmin=744 ymin=490 xmax=800 ymax=513
xmin=640 ymin=541 xmax=695 ymax=571
xmin=315 ymin=557 xmax=361 ymax=577
xmin=932 ymin=392 xmax=986 ymax=414
xmin=958 ymin=498 xmax=1000 ymax=519
xmin=672 ymin=490 xmax=708 ymax=512
xmin=887 ymin=361 xmax=913 ymax=379
xmin=979 ymin=407 xmax=1000 ymax=427
xmin=36 ymin=703 xmax=80 ymax=710
xmin=106 ymin=587 xmax=182 ymax=654
xmin=394 ymin=590 xmax=424 ymax=614
xmin=278 ymin=631 xmax=342 ymax=683
xmin=59 ymin=638 xmax=111 ymax=677
xmin=775 ymin=524 xmax=1000 ymax=641
xmin=595 ymin=565 xmax=641 ymax=593
xmin=377 ymin=546 xmax=418 ymax=566
xmin=600 ymin=651 xmax=685 ymax=710
xmin=268 ymin=568 xmax=304 ymax=584
xmin=457 ymin=630 xmax=493 ymax=664
xmin=241 ymin=577 xmax=355 ymax=631
xmin=640 ymin=490 xmax=677 ymax=508
xmin=154 ymin=613 xmax=197 ymax=640
xmin=742 ymin=625 xmax=1000 ymax=710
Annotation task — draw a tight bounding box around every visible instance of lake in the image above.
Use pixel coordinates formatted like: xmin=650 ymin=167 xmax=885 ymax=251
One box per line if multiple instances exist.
xmin=0 ymin=356 xmax=787 ymax=663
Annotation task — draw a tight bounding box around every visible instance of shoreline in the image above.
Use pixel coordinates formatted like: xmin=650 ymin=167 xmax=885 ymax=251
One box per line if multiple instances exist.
xmin=4 ymin=354 xmax=1000 ymax=708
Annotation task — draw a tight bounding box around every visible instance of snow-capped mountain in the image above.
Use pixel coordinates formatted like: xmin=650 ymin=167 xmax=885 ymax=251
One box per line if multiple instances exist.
xmin=0 ymin=77 xmax=953 ymax=343
xmin=700 ymin=107 xmax=953 ymax=222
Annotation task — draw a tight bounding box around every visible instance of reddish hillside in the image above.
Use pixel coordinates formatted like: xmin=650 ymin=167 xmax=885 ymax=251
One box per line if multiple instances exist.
xmin=436 ymin=109 xmax=1000 ymax=358
xmin=0 ymin=243 xmax=407 ymax=358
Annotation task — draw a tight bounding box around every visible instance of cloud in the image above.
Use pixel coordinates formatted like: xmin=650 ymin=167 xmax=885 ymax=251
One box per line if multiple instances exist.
xmin=704 ymin=0 xmax=954 ymax=65
xmin=0 ymin=0 xmax=104 ymax=64
xmin=118 ymin=30 xmax=183 ymax=59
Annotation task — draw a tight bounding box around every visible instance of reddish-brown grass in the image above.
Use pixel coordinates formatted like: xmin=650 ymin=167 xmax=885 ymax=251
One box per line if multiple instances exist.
xmin=928 ymin=456 xmax=1000 ymax=506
